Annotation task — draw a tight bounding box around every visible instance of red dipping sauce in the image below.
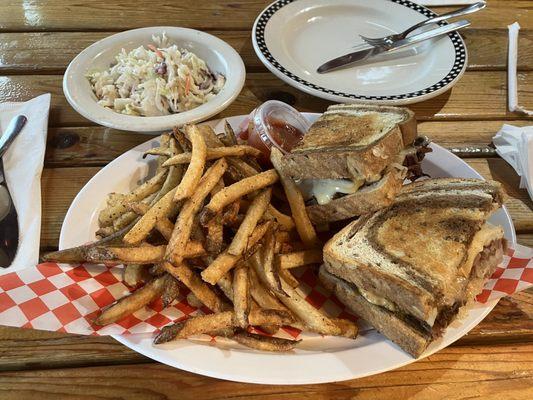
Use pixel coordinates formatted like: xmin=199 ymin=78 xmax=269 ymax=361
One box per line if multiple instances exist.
xmin=239 ymin=101 xmax=310 ymax=165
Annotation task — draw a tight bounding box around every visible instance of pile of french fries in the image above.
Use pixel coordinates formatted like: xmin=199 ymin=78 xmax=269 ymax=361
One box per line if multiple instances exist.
xmin=43 ymin=122 xmax=357 ymax=351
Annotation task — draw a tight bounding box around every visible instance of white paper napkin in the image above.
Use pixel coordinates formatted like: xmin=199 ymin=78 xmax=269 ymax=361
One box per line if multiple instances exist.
xmin=417 ymin=1 xmax=478 ymax=5
xmin=508 ymin=23 xmax=533 ymax=116
xmin=493 ymin=124 xmax=533 ymax=200
xmin=0 ymin=94 xmax=51 ymax=272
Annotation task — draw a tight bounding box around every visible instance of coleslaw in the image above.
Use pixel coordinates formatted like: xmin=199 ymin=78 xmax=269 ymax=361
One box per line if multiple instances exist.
xmin=86 ymin=34 xmax=225 ymax=117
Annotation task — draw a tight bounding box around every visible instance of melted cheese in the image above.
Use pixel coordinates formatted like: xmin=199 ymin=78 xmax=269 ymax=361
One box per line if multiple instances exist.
xmin=296 ymin=178 xmax=364 ymax=205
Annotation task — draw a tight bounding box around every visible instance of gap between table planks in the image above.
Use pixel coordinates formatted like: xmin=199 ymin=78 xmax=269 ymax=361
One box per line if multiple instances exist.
xmin=0 ymin=71 xmax=532 ymax=127
xmin=0 ymin=342 xmax=530 ymax=399
xmin=0 ymin=28 xmax=531 ymax=74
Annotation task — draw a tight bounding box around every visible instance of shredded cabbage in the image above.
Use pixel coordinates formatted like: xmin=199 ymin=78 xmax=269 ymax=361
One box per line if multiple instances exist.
xmin=86 ymin=33 xmax=225 ymax=117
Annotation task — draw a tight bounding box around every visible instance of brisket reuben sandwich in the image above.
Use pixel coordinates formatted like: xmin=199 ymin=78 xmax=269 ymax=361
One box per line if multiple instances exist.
xmin=319 ymin=178 xmax=507 ymax=357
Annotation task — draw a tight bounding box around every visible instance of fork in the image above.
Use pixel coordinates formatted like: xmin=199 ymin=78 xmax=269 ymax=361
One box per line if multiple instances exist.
xmin=359 ymin=1 xmax=485 ymax=49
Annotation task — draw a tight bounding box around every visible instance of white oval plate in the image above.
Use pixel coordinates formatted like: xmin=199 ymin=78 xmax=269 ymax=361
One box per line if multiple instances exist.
xmin=63 ymin=27 xmax=245 ymax=133
xmin=252 ymin=0 xmax=467 ymax=105
xmin=60 ymin=114 xmax=515 ymax=384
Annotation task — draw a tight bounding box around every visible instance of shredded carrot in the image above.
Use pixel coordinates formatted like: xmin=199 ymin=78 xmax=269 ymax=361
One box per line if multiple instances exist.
xmin=148 ymin=44 xmax=164 ymax=59
xmin=185 ymin=75 xmax=191 ymax=96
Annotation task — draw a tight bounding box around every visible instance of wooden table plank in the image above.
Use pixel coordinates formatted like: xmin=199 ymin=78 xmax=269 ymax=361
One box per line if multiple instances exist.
xmin=1 ymin=29 xmax=531 ymax=74
xmin=44 ymin=120 xmax=533 ymax=168
xmin=0 ymin=343 xmax=531 ymax=399
xmin=1 ymin=71 xmax=533 ymax=128
xmin=0 ymin=287 xmax=530 ymax=372
xmin=0 ymin=1 xmax=529 ymax=32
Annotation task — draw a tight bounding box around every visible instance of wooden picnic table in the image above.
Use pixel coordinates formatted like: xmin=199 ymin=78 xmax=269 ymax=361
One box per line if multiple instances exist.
xmin=0 ymin=0 xmax=531 ymax=398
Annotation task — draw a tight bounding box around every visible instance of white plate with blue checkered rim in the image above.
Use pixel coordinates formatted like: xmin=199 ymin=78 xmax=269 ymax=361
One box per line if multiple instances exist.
xmin=252 ymin=0 xmax=468 ymax=105
xmin=59 ymin=113 xmax=515 ymax=384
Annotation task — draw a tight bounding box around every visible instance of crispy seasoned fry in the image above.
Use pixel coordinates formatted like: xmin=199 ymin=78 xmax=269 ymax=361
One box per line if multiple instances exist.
xmin=232 ymin=263 xmax=250 ymax=328
xmin=163 ymin=146 xmax=261 ymax=166
xmin=123 ymin=264 xmax=150 ymax=287
xmin=113 ymin=193 xmax=157 ymax=231
xmin=233 ymin=331 xmax=300 ymax=352
xmin=205 ymin=179 xmax=224 ymax=255
xmin=201 ymin=221 xmax=272 ymax=285
xmin=127 ymin=202 xmax=175 ymax=241
xmin=186 ymin=292 xmax=205 ymax=308
xmin=96 ymin=226 xmax=115 ymax=238
xmin=174 ymin=125 xmax=207 ymax=201
xmin=266 ymin=205 xmax=295 ymax=231
xmin=331 ymin=318 xmax=358 ymax=339
xmin=226 ymin=157 xmax=260 ymax=178
xmin=221 ymin=120 xmax=238 ymax=146
xmin=277 ymin=249 xmax=323 ymax=269
xmin=106 ymin=192 xmax=128 ymax=207
xmin=98 ymin=170 xmax=167 ymax=227
xmin=151 ymin=137 xmax=184 ymax=205
xmin=277 ymin=278 xmax=341 ymax=336
xmin=161 ymin=276 xmax=181 ymax=307
xmin=154 ymin=312 xmax=233 ymax=344
xmin=220 ymin=201 xmax=240 ymax=226
xmin=162 ymin=261 xmax=229 ymax=312
xmin=149 ymin=263 xmax=166 ymax=276
xmin=95 ymin=275 xmax=168 ymax=325
xmin=173 ymin=127 xmax=192 ymax=151
xmin=248 ymin=308 xmax=295 ymax=327
xmin=270 ymin=148 xmax=319 ymax=247
xmin=217 ymin=272 xmax=234 ymax=301
xmin=45 ymin=242 xmax=204 ymax=265
xmin=278 ymin=268 xmax=299 ymax=288
xmin=196 ymin=124 xmax=223 ymax=148
xmin=156 ymin=133 xmax=171 ymax=173
xmin=201 ymin=169 xmax=279 ymax=224
xmin=123 ymin=187 xmax=179 ymax=245
xmin=166 ymin=158 xmax=228 ymax=264
xmin=227 ymin=188 xmax=271 ymax=256
xmin=143 ymin=148 xmax=173 ymax=158
xmin=260 ymin=231 xmax=282 ymax=293
xmin=248 ymin=267 xmax=288 ymax=312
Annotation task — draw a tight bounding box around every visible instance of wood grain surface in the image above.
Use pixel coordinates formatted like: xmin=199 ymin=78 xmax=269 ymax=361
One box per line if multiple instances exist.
xmin=0 ymin=0 xmax=532 ymax=397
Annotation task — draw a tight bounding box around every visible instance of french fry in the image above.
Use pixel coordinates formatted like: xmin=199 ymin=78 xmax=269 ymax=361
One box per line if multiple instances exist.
xmin=123 ymin=264 xmax=150 ymax=287
xmin=266 ymin=205 xmax=295 ymax=231
xmin=173 ymin=125 xmax=207 ymax=201
xmin=113 ymin=193 xmax=157 ymax=231
xmin=166 ymin=158 xmax=228 ymax=265
xmin=220 ymin=201 xmax=240 ymax=226
xmin=248 ymin=267 xmax=288 ymax=312
xmin=201 ymin=221 xmax=272 ymax=285
xmin=173 ymin=127 xmax=192 ymax=151
xmin=270 ymin=148 xmax=319 ymax=247
xmin=186 ymin=292 xmax=205 ymax=308
xmin=248 ymin=308 xmax=295 ymax=327
xmin=154 ymin=311 xmax=234 ymax=344
xmin=216 ymin=271 xmax=234 ymax=301
xmin=278 ymin=268 xmax=299 ymax=288
xmin=232 ymin=263 xmax=250 ymax=328
xmin=156 ymin=133 xmax=171 ymax=173
xmin=127 ymin=202 xmax=175 ymax=241
xmin=233 ymin=331 xmax=300 ymax=352
xmin=200 ymin=169 xmax=279 ymax=224
xmin=123 ymin=187 xmax=180 ymax=245
xmin=227 ymin=188 xmax=271 ymax=256
xmin=162 ymin=261 xmax=229 ymax=313
xmin=98 ymin=170 xmax=167 ymax=227
xmin=221 ymin=120 xmax=238 ymax=146
xmin=257 ymin=231 xmax=282 ymax=293
xmin=196 ymin=124 xmax=224 ymax=148
xmin=95 ymin=275 xmax=168 ymax=325
xmin=151 ymin=137 xmax=184 ymax=205
xmin=163 ymin=146 xmax=261 ymax=166
xmin=143 ymin=147 xmax=173 ymax=158
xmin=331 ymin=318 xmax=358 ymax=339
xmin=276 ymin=278 xmax=341 ymax=336
xmin=205 ymin=179 xmax=224 ymax=255
xmin=45 ymin=242 xmax=205 ymax=265
xmin=96 ymin=226 xmax=115 ymax=238
xmin=277 ymin=249 xmax=323 ymax=269
xmin=106 ymin=192 xmax=128 ymax=207
xmin=149 ymin=263 xmax=166 ymax=276
xmin=161 ymin=276 xmax=181 ymax=307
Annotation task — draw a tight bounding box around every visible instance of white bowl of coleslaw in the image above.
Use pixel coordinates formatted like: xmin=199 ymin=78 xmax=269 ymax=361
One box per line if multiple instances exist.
xmin=63 ymin=27 xmax=245 ymax=133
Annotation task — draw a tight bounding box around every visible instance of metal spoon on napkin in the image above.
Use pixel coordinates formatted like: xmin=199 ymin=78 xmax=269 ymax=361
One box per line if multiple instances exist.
xmin=0 ymin=115 xmax=27 ymax=268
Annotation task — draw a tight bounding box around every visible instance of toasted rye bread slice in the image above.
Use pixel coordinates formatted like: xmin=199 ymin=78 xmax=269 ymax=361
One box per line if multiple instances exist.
xmin=319 ymin=266 xmax=430 ymax=357
xmin=323 ymin=178 xmax=504 ymax=323
xmin=306 ymin=166 xmax=405 ymax=224
xmin=276 ymin=104 xmax=416 ymax=181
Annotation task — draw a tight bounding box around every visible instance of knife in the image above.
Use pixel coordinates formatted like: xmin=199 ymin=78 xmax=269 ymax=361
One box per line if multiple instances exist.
xmin=0 ymin=115 xmax=27 ymax=268
xmin=317 ymin=20 xmax=471 ymax=74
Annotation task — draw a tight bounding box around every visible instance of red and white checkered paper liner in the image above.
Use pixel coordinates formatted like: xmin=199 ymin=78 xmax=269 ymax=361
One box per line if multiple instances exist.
xmin=0 ymin=244 xmax=531 ymax=338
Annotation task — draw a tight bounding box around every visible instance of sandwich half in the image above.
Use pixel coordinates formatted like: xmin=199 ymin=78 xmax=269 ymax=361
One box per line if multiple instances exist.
xmin=274 ymin=103 xmax=428 ymax=224
xmin=319 ymin=178 xmax=507 ymax=357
